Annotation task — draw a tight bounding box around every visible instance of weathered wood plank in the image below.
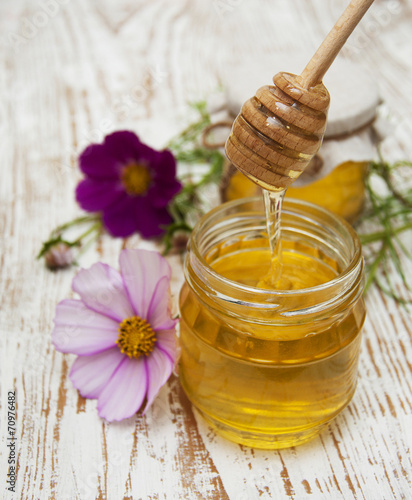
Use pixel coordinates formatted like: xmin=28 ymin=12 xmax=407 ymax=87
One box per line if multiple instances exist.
xmin=0 ymin=0 xmax=411 ymax=499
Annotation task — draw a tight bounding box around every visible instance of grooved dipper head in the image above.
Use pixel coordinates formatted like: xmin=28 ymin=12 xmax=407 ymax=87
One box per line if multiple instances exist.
xmin=225 ymin=72 xmax=330 ymax=191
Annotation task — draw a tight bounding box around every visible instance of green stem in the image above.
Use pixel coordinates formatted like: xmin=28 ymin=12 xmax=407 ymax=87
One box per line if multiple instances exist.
xmin=52 ymin=214 xmax=100 ymax=236
xmin=375 ymin=153 xmax=412 ymax=210
xmin=71 ymin=221 xmax=102 ymax=246
xmin=364 ymin=241 xmax=388 ymax=294
xmin=360 ymin=221 xmax=412 ymax=245
xmin=75 ymin=228 xmax=102 ymax=261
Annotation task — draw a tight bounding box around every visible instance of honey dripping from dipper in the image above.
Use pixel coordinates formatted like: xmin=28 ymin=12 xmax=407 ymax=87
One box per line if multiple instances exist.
xmin=226 ymin=73 xmax=330 ymax=289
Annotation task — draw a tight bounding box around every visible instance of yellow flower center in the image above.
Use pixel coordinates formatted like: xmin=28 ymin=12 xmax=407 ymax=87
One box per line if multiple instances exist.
xmin=121 ymin=163 xmax=151 ymax=196
xmin=116 ymin=316 xmax=156 ymax=358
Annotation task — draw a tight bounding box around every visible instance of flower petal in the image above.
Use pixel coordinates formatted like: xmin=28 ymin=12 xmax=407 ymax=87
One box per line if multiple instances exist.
xmin=144 ymin=347 xmax=174 ymax=412
xmin=147 ymin=276 xmax=177 ymax=331
xmin=102 ymin=196 xmax=140 ymax=237
xmin=149 ymin=150 xmax=182 ymax=208
xmin=52 ymin=299 xmax=119 ymax=355
xmin=150 ymin=178 xmax=182 ymax=208
xmin=76 ymin=178 xmax=125 ymax=212
xmin=154 ymin=149 xmax=176 ymax=174
xmin=156 ymin=329 xmax=177 ymax=362
xmin=79 ymin=143 xmax=120 ymax=179
xmin=72 ymin=262 xmax=134 ymax=322
xmin=119 ymin=249 xmax=171 ymax=320
xmin=104 ymin=130 xmax=145 ymax=164
xmin=104 ymin=195 xmax=173 ymax=239
xmin=104 ymin=196 xmax=172 ymax=239
xmin=69 ymin=347 xmax=125 ymax=399
xmin=135 ymin=202 xmax=173 ymax=238
xmin=97 ymin=357 xmax=147 ymax=421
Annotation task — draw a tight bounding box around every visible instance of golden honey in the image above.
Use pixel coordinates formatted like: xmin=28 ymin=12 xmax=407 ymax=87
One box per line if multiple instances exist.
xmin=179 ymin=198 xmax=365 ymax=449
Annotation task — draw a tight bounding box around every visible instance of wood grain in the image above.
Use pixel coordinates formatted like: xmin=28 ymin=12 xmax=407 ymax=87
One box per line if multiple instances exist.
xmin=0 ymin=0 xmax=411 ymax=499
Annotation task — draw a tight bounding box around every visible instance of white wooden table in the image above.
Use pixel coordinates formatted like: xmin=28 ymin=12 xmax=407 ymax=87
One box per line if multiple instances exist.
xmin=1 ymin=0 xmax=411 ymax=498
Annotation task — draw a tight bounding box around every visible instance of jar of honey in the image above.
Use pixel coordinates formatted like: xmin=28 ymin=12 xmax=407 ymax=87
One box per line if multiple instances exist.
xmin=178 ymin=197 xmax=366 ymax=449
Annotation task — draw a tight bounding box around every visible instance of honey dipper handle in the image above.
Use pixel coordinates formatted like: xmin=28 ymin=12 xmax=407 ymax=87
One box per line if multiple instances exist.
xmin=300 ymin=0 xmax=375 ymax=88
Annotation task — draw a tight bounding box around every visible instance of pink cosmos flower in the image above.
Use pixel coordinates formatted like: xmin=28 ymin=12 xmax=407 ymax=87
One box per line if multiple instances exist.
xmin=52 ymin=249 xmax=177 ymax=422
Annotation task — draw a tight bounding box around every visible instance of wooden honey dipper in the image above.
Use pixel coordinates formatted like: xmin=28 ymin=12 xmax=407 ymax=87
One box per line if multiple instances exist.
xmin=225 ymin=0 xmax=375 ymax=191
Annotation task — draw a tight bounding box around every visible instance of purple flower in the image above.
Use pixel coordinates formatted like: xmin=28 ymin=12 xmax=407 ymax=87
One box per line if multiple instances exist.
xmin=52 ymin=249 xmax=178 ymax=422
xmin=75 ymin=131 xmax=182 ymax=238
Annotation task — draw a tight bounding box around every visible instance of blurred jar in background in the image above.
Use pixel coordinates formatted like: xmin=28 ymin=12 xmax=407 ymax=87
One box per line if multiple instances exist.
xmin=220 ymin=59 xmax=380 ymax=223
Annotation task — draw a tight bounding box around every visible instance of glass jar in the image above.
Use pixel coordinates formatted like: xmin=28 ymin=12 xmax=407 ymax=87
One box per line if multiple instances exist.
xmin=178 ymin=198 xmax=366 ymax=449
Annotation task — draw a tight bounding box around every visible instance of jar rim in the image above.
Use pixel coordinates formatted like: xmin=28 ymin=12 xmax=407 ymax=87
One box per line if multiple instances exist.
xmin=188 ymin=197 xmax=363 ymax=304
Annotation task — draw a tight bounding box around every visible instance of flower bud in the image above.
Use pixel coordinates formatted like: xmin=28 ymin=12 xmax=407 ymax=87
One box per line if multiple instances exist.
xmin=169 ymin=232 xmax=189 ymax=254
xmin=44 ymin=242 xmax=74 ymax=270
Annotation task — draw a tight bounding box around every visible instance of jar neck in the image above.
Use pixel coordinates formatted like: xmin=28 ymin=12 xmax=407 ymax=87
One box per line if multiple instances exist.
xmin=184 ymin=198 xmax=364 ymax=322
